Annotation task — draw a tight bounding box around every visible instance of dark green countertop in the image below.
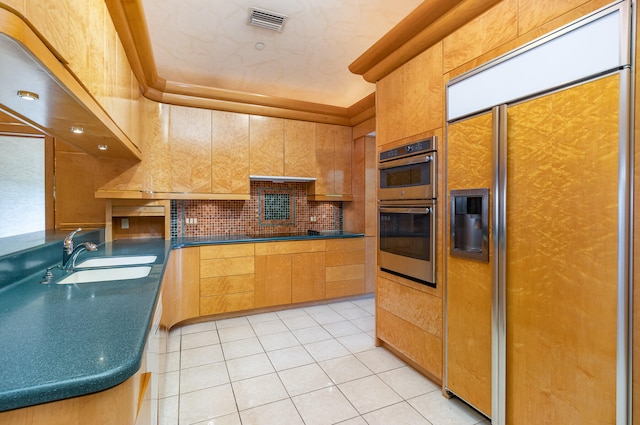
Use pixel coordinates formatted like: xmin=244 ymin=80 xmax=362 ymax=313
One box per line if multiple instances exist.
xmin=0 ymin=238 xmax=171 ymax=412
xmin=0 ymin=231 xmax=364 ymax=412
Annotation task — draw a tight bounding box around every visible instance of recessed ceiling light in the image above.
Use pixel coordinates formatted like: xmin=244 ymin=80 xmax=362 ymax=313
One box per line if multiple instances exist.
xmin=98 ymin=144 xmax=108 ymax=151
xmin=17 ymin=90 xmax=39 ymax=101
xmin=70 ymin=126 xmax=84 ymax=134
xmin=255 ymin=42 xmax=265 ymax=50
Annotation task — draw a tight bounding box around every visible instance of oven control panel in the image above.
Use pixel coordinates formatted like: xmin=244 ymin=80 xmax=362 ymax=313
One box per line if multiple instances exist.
xmin=379 ymin=136 xmax=436 ymax=162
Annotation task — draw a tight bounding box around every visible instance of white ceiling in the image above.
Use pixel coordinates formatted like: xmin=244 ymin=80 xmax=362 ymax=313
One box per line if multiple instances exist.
xmin=140 ymin=0 xmax=423 ymax=108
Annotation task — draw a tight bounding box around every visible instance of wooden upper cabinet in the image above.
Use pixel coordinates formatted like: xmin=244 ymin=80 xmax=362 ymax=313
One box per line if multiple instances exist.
xmin=211 ymin=111 xmax=250 ymax=195
xmin=250 ymin=115 xmax=284 ymax=176
xmin=169 ymin=105 xmax=212 ymax=193
xmin=376 ymin=43 xmax=443 ymax=146
xmin=309 ymin=123 xmax=353 ymax=200
xmin=284 ymin=120 xmax=315 ymax=177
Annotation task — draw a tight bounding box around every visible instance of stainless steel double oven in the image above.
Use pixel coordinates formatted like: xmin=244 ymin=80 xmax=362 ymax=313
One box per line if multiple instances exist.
xmin=378 ymin=137 xmax=437 ymax=287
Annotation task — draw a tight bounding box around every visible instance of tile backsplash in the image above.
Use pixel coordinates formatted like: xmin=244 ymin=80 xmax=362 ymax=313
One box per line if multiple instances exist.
xmin=171 ymin=182 xmax=342 ymax=238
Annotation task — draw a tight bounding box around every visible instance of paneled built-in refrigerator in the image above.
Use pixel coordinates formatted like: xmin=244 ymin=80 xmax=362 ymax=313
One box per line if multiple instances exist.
xmin=444 ymin=3 xmax=632 ymax=424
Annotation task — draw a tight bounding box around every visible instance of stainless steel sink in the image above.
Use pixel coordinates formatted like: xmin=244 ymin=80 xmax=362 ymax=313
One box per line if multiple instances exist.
xmin=57 ymin=266 xmax=152 ymax=284
xmin=75 ymin=255 xmax=157 ymax=268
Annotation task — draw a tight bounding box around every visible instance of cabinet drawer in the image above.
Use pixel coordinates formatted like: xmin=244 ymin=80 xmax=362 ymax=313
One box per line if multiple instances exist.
xmin=200 ymin=244 xmax=254 ymax=259
xmin=326 ymin=264 xmax=364 ymax=282
xmin=377 ymin=307 xmax=442 ymax=381
xmin=377 ymin=276 xmax=442 ymax=337
xmin=200 ymin=292 xmax=254 ymax=315
xmin=200 ymin=257 xmax=255 ymax=278
xmin=254 ymin=240 xmax=325 ymax=255
xmin=201 ymin=274 xmax=254 ymax=296
xmin=325 ymin=249 xmax=364 ymax=267
xmin=325 ymin=238 xmax=364 ymax=251
xmin=326 ymin=279 xmax=364 ymax=299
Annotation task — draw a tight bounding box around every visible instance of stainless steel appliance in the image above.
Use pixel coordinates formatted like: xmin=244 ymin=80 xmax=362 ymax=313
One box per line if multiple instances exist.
xmin=378 ymin=137 xmax=437 ymax=201
xmin=378 ymin=137 xmax=438 ymax=287
xmin=378 ymin=202 xmax=436 ymax=287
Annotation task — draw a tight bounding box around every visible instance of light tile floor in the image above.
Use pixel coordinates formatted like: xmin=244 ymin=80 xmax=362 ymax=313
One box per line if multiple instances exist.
xmin=158 ymin=296 xmax=490 ymax=425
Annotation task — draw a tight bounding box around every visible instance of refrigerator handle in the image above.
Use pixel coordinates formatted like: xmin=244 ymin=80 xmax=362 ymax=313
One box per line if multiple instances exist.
xmin=491 ymin=104 xmax=508 ymax=425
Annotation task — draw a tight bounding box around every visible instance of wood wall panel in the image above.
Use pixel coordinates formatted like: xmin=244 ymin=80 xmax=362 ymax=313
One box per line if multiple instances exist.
xmin=284 ymin=120 xmax=315 ymax=178
xmin=211 ymin=111 xmax=250 ymax=194
xmin=169 ymin=105 xmax=212 ymax=193
xmin=505 ymin=75 xmax=618 ymax=424
xmin=364 ymin=236 xmax=376 ymax=293
xmin=443 ymin=0 xmax=517 ymax=73
xmin=249 ymin=115 xmax=284 ymax=176
xmin=634 ymin=15 xmax=640 ymax=425
xmin=377 ymin=307 xmax=442 ymax=382
xmin=518 ymin=0 xmax=587 ymax=35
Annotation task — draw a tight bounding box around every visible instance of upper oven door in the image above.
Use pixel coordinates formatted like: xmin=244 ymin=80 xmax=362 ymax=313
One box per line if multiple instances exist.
xmin=378 ymin=152 xmax=436 ymax=201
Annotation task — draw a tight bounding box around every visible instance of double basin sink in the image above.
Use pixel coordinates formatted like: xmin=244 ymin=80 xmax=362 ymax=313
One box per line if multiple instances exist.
xmin=57 ymin=255 xmax=157 ymax=284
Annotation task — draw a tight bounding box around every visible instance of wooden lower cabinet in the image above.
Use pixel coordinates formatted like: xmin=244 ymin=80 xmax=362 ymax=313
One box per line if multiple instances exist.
xmin=292 ymin=251 xmax=326 ymax=303
xmin=325 ymin=238 xmax=365 ymax=298
xmin=376 ymin=274 xmax=443 ymax=381
xmin=255 ymin=253 xmax=293 ymax=307
xmin=161 ymin=247 xmax=200 ymax=328
xmin=0 ymin=364 xmax=150 ymax=425
xmin=199 ymin=244 xmax=255 ymax=315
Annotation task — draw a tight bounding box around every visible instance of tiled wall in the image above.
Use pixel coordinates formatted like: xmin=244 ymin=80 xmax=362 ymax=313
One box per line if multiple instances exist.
xmin=171 ymin=182 xmax=342 ymax=238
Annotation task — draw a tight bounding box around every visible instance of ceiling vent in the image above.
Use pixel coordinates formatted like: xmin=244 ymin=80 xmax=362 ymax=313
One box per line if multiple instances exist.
xmin=248 ymin=7 xmax=288 ymax=32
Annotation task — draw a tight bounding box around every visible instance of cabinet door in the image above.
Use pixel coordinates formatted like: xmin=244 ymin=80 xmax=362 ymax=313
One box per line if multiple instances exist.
xmin=169 ymin=105 xmax=212 ymax=192
xmin=250 ymin=115 xmax=284 ymax=176
xmin=284 ymin=120 xmax=315 ymax=177
xmin=254 ymin=254 xmax=292 ymax=307
xmin=333 ymin=125 xmax=352 ymax=196
xmin=313 ymin=123 xmax=336 ymax=194
xmin=291 ymin=252 xmax=325 ymax=303
xmin=211 ymin=111 xmax=249 ymax=195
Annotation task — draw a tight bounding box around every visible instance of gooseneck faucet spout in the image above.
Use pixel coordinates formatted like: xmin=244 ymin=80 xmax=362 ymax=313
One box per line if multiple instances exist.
xmin=63 ymin=242 xmax=98 ymax=271
xmin=62 ymin=228 xmax=83 ymax=266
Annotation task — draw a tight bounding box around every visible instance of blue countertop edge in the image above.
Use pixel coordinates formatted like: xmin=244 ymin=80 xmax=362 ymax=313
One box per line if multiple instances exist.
xmin=0 ymin=231 xmax=365 ymax=412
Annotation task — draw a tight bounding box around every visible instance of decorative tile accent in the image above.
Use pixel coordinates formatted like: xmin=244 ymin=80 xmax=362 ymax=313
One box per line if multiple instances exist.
xmin=172 ymin=182 xmax=342 ymax=237
xmin=259 ymin=188 xmax=294 ymax=225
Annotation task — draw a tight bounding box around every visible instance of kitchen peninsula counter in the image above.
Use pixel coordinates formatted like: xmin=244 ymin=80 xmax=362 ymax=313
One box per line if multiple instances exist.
xmin=0 ymin=231 xmax=364 ymax=413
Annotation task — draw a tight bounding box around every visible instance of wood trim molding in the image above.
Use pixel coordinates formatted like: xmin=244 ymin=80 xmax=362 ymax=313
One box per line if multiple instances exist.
xmin=350 ymin=0 xmax=503 ymax=83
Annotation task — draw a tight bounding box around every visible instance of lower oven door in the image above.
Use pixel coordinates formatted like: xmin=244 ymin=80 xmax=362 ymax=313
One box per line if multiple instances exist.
xmin=378 ymin=203 xmax=436 ymax=287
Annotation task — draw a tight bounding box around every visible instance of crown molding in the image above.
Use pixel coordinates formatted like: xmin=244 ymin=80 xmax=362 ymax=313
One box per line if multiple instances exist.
xmin=349 ymin=0 xmax=503 ymax=83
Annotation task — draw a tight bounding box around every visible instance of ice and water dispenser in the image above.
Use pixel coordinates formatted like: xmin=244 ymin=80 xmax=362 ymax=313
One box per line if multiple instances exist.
xmin=450 ymin=188 xmax=489 ymax=262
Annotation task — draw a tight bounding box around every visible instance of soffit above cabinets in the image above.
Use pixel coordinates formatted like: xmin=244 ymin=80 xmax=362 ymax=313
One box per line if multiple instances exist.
xmin=138 ymin=0 xmax=423 ymax=108
xmin=0 ymin=9 xmax=141 ymax=160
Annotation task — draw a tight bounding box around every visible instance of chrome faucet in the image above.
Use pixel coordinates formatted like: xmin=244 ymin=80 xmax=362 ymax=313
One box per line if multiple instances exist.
xmin=62 ymin=228 xmax=98 ymax=271
xmin=63 ymin=242 xmax=98 ymax=271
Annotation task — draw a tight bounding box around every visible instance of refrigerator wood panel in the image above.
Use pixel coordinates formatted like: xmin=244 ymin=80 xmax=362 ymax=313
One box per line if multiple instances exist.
xmin=446 ymin=111 xmax=493 ymax=416
xmin=505 ymin=74 xmax=619 ymax=424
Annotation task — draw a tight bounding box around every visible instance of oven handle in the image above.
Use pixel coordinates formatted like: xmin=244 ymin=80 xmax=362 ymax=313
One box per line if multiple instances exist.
xmin=379 ymin=154 xmax=434 ymax=169
xmin=379 ymin=206 xmax=432 ymax=214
